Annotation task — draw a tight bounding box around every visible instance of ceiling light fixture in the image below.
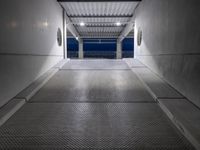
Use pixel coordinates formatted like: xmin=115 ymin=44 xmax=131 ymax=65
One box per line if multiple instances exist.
xmin=116 ymin=22 xmax=121 ymax=26
xmin=80 ymin=22 xmax=85 ymax=26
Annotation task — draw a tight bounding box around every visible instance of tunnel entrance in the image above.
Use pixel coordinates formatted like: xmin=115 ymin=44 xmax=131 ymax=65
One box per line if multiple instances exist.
xmin=67 ymin=38 xmax=134 ymax=59
xmin=60 ymin=1 xmax=137 ymax=59
xmin=1 ymin=0 xmax=198 ymax=149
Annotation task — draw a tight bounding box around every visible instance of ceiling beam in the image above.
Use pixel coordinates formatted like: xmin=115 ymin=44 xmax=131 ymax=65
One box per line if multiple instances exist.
xmin=118 ymin=3 xmax=139 ymax=41
xmin=118 ymin=19 xmax=134 ymax=42
xmin=74 ymin=25 xmax=126 ymax=27
xmin=74 ymin=36 xmax=119 ymax=39
xmin=68 ymin=35 xmax=134 ymax=39
xmin=58 ymin=0 xmax=141 ymax=2
xmin=60 ymin=7 xmax=81 ymax=41
xmin=69 ymin=15 xmax=132 ymax=18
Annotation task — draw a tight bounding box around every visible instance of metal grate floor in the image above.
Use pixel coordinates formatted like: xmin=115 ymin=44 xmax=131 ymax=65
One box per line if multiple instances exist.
xmin=0 ymin=60 xmax=195 ymax=149
xmin=61 ymin=59 xmax=130 ymax=70
xmin=30 ymin=70 xmax=155 ymax=103
xmin=0 ymin=103 xmax=194 ymax=149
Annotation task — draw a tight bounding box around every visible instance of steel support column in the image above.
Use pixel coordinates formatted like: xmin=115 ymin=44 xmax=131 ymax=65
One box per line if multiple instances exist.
xmin=63 ymin=9 xmax=67 ymax=59
xmin=116 ymin=40 xmax=122 ymax=59
xmin=78 ymin=39 xmax=84 ymax=59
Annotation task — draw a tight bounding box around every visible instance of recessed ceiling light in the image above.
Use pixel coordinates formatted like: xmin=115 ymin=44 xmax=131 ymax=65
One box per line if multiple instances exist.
xmin=116 ymin=22 xmax=121 ymax=26
xmin=80 ymin=22 xmax=85 ymax=26
xmin=76 ymin=37 xmax=79 ymax=40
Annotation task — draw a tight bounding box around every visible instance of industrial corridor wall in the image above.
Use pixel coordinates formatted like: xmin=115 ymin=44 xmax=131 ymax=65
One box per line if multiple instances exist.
xmin=134 ymin=0 xmax=200 ymax=108
xmin=0 ymin=0 xmax=64 ymax=107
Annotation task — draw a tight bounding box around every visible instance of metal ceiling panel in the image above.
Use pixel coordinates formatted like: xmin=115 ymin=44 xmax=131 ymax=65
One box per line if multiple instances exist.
xmin=60 ymin=1 xmax=139 ymax=38
xmin=77 ymin=26 xmax=123 ymax=33
xmin=61 ymin=2 xmax=138 ymax=16
xmin=80 ymin=32 xmax=120 ymax=38
xmin=71 ymin=17 xmax=129 ymax=26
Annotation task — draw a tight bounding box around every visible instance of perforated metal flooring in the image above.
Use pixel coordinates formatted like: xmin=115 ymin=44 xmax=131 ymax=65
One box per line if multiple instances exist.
xmin=30 ymin=70 xmax=154 ymax=103
xmin=0 ymin=103 xmax=194 ymax=149
xmin=0 ymin=59 xmax=195 ymax=149
xmin=61 ymin=59 xmax=130 ymax=70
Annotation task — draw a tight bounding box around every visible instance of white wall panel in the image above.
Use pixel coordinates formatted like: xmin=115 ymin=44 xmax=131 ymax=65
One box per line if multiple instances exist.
xmin=0 ymin=0 xmax=64 ymax=107
xmin=134 ymin=0 xmax=200 ymax=108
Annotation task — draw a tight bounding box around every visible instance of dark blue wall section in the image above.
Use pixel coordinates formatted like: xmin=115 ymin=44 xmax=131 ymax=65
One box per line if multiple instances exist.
xmin=67 ymin=38 xmax=79 ymax=58
xmin=122 ymin=38 xmax=134 ymax=58
xmin=83 ymin=39 xmax=116 ymax=59
xmin=67 ymin=38 xmax=134 ymax=59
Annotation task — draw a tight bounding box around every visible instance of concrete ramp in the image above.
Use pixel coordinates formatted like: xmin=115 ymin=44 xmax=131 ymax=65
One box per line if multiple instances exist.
xmin=61 ymin=59 xmax=130 ymax=70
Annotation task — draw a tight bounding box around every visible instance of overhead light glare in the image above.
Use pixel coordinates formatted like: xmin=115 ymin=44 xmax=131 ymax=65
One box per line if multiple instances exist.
xmin=80 ymin=22 xmax=85 ymax=26
xmin=76 ymin=37 xmax=79 ymax=40
xmin=116 ymin=22 xmax=121 ymax=26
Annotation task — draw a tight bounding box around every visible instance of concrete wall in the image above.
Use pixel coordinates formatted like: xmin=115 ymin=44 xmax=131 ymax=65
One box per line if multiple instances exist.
xmin=134 ymin=0 xmax=200 ymax=108
xmin=0 ymin=0 xmax=64 ymax=107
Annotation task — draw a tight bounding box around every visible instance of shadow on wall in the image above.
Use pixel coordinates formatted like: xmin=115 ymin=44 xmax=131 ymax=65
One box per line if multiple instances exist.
xmin=0 ymin=0 xmax=64 ymax=108
xmin=134 ymin=0 xmax=200 ymax=108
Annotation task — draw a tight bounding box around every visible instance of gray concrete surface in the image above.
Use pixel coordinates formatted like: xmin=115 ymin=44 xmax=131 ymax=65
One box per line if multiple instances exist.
xmin=131 ymin=67 xmax=183 ymax=99
xmin=53 ymin=59 xmax=69 ymax=69
xmin=123 ymin=58 xmax=146 ymax=68
xmin=134 ymin=0 xmax=200 ymax=108
xmin=16 ymin=68 xmax=59 ymax=101
xmin=158 ymin=99 xmax=200 ymax=149
xmin=0 ymin=99 xmax=25 ymax=127
xmin=0 ymin=0 xmax=64 ymax=108
xmin=61 ymin=59 xmax=130 ymax=70
xmin=30 ymin=70 xmax=154 ymax=103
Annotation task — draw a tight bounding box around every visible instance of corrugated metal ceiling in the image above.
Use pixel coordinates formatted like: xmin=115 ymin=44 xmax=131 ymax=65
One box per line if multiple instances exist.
xmin=60 ymin=2 xmax=138 ymax=38
xmin=62 ymin=2 xmax=137 ymax=16
xmin=71 ymin=17 xmax=129 ymax=26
